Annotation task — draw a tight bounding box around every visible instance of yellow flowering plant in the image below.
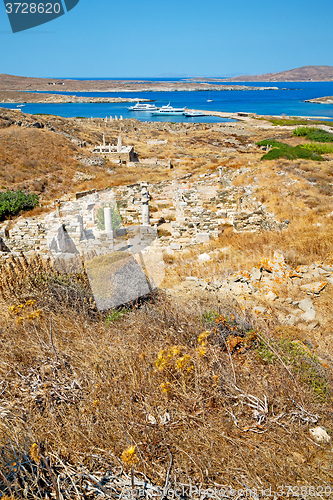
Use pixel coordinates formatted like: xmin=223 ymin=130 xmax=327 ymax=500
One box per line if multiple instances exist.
xmin=121 ymin=445 xmax=138 ymax=466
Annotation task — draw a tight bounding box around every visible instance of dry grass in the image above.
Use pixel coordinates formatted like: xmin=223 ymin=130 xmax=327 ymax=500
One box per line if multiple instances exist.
xmin=0 ymin=255 xmax=332 ymax=497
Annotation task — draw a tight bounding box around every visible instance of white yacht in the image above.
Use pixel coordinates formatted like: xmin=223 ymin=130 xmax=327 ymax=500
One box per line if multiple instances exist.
xmin=184 ymin=111 xmax=206 ymax=117
xmin=128 ymin=102 xmax=158 ymax=111
xmin=151 ymin=103 xmax=186 ymax=116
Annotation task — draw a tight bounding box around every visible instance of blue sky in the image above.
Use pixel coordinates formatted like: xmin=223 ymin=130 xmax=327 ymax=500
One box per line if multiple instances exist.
xmin=1 ymin=0 xmax=333 ymax=78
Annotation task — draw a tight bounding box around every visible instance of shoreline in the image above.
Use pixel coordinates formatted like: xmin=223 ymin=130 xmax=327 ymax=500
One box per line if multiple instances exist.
xmin=304 ymin=96 xmax=333 ymax=104
xmin=2 ymin=105 xmax=332 ymax=125
xmin=0 ymin=90 xmax=151 ymax=104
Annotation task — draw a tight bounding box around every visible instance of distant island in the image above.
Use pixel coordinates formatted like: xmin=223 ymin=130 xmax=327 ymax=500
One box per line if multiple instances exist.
xmin=222 ymin=65 xmax=333 ymax=82
xmin=0 ymin=90 xmax=150 ymax=104
xmin=304 ymin=96 xmax=333 ymax=104
xmin=0 ymin=73 xmax=278 ymax=95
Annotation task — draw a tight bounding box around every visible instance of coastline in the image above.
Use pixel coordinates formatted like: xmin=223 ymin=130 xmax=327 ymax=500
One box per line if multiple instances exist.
xmin=0 ymin=90 xmax=151 ymax=104
xmin=0 ymin=74 xmax=278 ymax=93
xmin=304 ymin=96 xmax=333 ymax=104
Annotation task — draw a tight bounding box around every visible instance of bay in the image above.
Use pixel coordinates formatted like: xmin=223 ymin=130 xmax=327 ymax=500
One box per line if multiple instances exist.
xmin=1 ymin=81 xmax=333 ymax=121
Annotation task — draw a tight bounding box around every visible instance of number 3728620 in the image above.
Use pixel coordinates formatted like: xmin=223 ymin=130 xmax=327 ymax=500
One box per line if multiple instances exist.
xmin=5 ymin=3 xmax=62 ymax=14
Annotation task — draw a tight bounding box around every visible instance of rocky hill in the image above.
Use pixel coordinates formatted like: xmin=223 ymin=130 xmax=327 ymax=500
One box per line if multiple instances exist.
xmin=0 ymin=73 xmax=277 ymax=92
xmin=224 ymin=65 xmax=333 ymax=82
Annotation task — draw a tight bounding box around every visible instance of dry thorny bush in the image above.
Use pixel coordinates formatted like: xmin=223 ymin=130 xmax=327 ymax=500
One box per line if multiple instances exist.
xmin=0 ymin=255 xmax=332 ymax=498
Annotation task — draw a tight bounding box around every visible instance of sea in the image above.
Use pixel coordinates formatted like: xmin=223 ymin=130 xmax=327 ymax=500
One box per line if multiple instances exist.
xmin=2 ymin=79 xmax=333 ymax=123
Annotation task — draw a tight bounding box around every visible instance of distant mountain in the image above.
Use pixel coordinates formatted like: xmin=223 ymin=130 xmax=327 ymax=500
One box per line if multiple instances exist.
xmin=223 ymin=65 xmax=333 ymax=82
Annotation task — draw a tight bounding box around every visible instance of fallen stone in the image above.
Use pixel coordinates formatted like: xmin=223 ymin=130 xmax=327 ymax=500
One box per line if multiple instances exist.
xmin=196 ymin=232 xmax=210 ymax=243
xmin=298 ymin=298 xmax=314 ymax=312
xmin=185 ymin=276 xmax=198 ymax=282
xmin=300 ymin=281 xmax=327 ymax=294
xmin=229 ymin=270 xmax=251 ymax=283
xmin=170 ymin=243 xmax=182 ymax=250
xmin=252 ymin=306 xmax=266 ymax=315
xmin=227 ymin=282 xmax=251 ymax=295
xmin=295 ymin=265 xmax=309 ymax=274
xmin=198 ymin=253 xmax=210 ymax=263
xmin=285 ymin=297 xmax=293 ymax=304
xmin=265 ymin=291 xmax=277 ymax=301
xmin=250 ymin=267 xmax=261 ymax=282
xmin=321 ymin=264 xmax=333 ymax=272
xmin=285 ymin=314 xmax=298 ymax=326
xmin=309 ymin=427 xmax=331 ymax=444
xmin=299 ymin=321 xmax=318 ymax=331
xmin=301 ymin=309 xmax=316 ymax=322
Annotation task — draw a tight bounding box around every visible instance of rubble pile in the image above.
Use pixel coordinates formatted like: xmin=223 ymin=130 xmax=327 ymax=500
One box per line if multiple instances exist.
xmin=182 ymin=251 xmax=332 ymax=329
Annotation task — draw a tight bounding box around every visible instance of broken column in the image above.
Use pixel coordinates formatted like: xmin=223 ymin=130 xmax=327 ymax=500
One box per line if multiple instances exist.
xmin=140 ymin=182 xmax=157 ymax=244
xmin=217 ymin=166 xmax=228 ymax=187
xmin=141 ymin=182 xmax=150 ymax=226
xmin=104 ymin=207 xmax=113 ymax=234
xmin=104 ymin=207 xmax=114 ymax=250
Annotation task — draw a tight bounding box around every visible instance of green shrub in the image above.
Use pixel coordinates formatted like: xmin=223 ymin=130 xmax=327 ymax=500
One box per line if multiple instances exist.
xmin=256 ymin=336 xmax=330 ymax=401
xmin=256 ymin=139 xmax=323 ymax=161
xmin=0 ymin=190 xmax=39 ymax=220
xmin=293 ymin=127 xmax=333 ymax=142
xmin=202 ymin=310 xmax=220 ymax=323
xmin=105 ymin=307 xmax=129 ymax=325
xmin=301 ymin=143 xmax=333 ymax=154
xmin=259 ymin=117 xmax=333 ymax=127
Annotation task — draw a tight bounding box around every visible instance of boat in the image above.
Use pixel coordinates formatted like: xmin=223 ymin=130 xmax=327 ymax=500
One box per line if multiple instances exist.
xmin=127 ymin=102 xmax=158 ymax=111
xmin=184 ymin=111 xmax=206 ymax=117
xmin=17 ymin=104 xmax=25 ymax=108
xmin=207 ymin=91 xmax=213 ymax=102
xmin=151 ymin=103 xmax=186 ymax=116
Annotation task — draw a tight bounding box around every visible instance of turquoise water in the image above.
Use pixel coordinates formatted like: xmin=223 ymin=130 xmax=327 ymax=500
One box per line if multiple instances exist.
xmin=2 ymin=81 xmax=333 ymax=121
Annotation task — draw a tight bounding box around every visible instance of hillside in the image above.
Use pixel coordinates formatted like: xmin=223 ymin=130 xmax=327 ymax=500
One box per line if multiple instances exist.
xmin=0 ymin=73 xmax=277 ymax=92
xmin=224 ymin=65 xmax=333 ymax=82
xmin=1 ymin=109 xmax=333 ymax=497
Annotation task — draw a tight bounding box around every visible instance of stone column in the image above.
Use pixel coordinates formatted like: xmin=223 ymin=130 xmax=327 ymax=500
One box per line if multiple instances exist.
xmin=141 ymin=182 xmax=150 ymax=226
xmin=117 ymin=134 xmax=122 ymax=153
xmin=104 ymin=207 xmax=113 ymax=235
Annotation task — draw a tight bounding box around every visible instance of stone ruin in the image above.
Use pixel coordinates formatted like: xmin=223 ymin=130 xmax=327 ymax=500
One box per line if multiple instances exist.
xmin=91 ymin=134 xmax=136 ymax=164
xmin=0 ymin=186 xmax=157 ymax=259
xmin=0 ymin=185 xmax=163 ymax=311
xmin=0 ymin=166 xmax=289 ymax=259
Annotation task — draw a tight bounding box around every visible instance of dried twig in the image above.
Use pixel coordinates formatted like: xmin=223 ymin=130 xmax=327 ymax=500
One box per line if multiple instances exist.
xmin=49 ymin=315 xmax=58 ymax=361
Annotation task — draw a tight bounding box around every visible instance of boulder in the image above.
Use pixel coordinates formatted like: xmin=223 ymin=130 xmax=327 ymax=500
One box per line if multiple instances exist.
xmin=250 ymin=267 xmax=261 ymax=282
xmin=301 ymin=309 xmax=316 ymax=322
xmin=196 ymin=232 xmax=210 ymax=243
xmin=309 ymin=427 xmax=331 ymax=444
xmin=198 ymin=253 xmax=210 ymax=263
xmin=227 ymin=282 xmax=251 ymax=295
xmin=252 ymin=306 xmax=266 ymax=315
xmin=298 ymin=298 xmax=314 ymax=312
xmin=300 ymin=281 xmax=327 ymax=295
xmin=265 ymin=291 xmax=277 ymax=301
